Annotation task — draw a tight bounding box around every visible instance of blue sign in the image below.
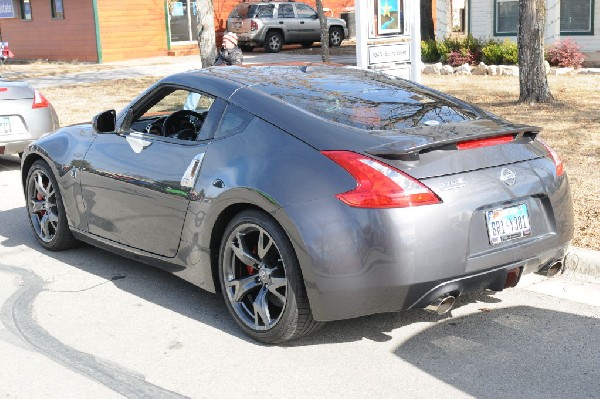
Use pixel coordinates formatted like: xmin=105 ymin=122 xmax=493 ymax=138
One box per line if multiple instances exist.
xmin=0 ymin=0 xmax=15 ymax=19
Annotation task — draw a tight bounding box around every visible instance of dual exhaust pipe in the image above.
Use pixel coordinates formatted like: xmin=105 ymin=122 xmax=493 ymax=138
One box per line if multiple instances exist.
xmin=425 ymin=260 xmax=562 ymax=315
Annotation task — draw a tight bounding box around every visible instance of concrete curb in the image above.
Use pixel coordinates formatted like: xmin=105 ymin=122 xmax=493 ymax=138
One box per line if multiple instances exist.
xmin=565 ymin=246 xmax=600 ymax=278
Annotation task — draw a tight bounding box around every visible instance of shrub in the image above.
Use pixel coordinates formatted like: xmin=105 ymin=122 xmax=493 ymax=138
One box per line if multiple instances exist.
xmin=546 ymin=39 xmax=585 ymax=68
xmin=447 ymin=49 xmax=472 ymax=67
xmin=481 ymin=39 xmax=518 ymax=65
xmin=421 ymin=39 xmax=440 ymax=63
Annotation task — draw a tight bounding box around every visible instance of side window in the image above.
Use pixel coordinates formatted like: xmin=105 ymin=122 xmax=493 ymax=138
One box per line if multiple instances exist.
xmin=214 ymin=104 xmax=254 ymax=139
xmin=130 ymin=87 xmax=216 ymax=141
xmin=256 ymin=4 xmax=274 ymax=18
xmin=296 ymin=4 xmax=316 ymax=19
xmin=278 ymin=4 xmax=295 ymax=18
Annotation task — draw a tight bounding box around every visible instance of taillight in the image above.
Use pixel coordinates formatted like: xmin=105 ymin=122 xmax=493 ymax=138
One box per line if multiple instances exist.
xmin=538 ymin=139 xmax=564 ymax=177
xmin=457 ymin=134 xmax=514 ymax=150
xmin=250 ymin=19 xmax=258 ymax=31
xmin=322 ymin=151 xmax=442 ymax=208
xmin=32 ymin=89 xmax=50 ymax=109
xmin=0 ymin=88 xmax=7 ymax=93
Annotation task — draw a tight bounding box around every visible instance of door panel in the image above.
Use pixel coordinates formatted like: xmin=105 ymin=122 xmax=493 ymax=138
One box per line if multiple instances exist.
xmin=295 ymin=4 xmax=321 ymax=41
xmin=80 ymin=134 xmax=207 ymax=257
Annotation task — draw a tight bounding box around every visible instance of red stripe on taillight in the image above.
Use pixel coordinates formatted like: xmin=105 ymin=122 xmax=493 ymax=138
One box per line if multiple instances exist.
xmin=538 ymin=139 xmax=564 ymax=177
xmin=322 ymin=151 xmax=442 ymax=208
xmin=32 ymin=89 xmax=50 ymax=109
xmin=0 ymin=88 xmax=7 ymax=92
xmin=457 ymin=134 xmax=514 ymax=150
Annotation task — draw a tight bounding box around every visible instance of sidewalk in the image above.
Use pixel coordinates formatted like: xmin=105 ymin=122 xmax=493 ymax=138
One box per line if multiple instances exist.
xmin=1 ymin=52 xmax=357 ymax=89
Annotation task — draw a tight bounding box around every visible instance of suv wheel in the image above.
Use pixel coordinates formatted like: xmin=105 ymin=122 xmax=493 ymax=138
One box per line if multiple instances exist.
xmin=329 ymin=27 xmax=343 ymax=47
xmin=264 ymin=31 xmax=283 ymax=53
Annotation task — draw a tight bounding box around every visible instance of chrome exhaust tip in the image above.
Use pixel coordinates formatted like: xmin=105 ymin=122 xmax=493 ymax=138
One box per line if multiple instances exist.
xmin=546 ymin=261 xmax=562 ymax=277
xmin=425 ymin=296 xmax=456 ymax=315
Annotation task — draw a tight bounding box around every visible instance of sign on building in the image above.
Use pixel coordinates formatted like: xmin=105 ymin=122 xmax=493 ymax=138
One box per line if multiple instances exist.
xmin=0 ymin=0 xmax=15 ymax=19
xmin=355 ymin=0 xmax=421 ymax=82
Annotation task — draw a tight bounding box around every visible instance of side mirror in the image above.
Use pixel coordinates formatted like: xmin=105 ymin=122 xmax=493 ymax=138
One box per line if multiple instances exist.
xmin=312 ymin=13 xmax=319 ymax=19
xmin=92 ymin=110 xmax=116 ymax=133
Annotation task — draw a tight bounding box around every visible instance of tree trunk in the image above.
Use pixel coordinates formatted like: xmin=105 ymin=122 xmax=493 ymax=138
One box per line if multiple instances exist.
xmin=315 ymin=0 xmax=330 ymax=62
xmin=421 ymin=0 xmax=435 ymax=41
xmin=518 ymin=0 xmax=553 ymax=103
xmin=196 ymin=0 xmax=217 ymax=68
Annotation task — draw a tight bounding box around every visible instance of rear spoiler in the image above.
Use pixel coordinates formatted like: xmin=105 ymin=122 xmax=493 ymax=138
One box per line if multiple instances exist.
xmin=365 ymin=119 xmax=541 ymax=160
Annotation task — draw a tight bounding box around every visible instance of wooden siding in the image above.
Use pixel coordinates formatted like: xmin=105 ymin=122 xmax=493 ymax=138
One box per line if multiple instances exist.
xmin=0 ymin=0 xmax=97 ymax=62
xmin=96 ymin=0 xmax=168 ymax=62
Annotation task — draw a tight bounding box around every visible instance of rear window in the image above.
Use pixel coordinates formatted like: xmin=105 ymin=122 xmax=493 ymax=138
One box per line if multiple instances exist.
xmin=230 ymin=4 xmax=274 ymax=18
xmin=254 ymin=71 xmax=477 ymax=131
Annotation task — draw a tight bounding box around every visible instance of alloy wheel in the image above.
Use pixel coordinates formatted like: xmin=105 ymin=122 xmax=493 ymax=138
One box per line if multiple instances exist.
xmin=222 ymin=223 xmax=288 ymax=331
xmin=27 ymin=169 xmax=59 ymax=243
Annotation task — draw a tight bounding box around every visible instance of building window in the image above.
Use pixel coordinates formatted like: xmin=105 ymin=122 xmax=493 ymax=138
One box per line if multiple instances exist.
xmin=20 ymin=0 xmax=32 ymax=20
xmin=494 ymin=0 xmax=518 ymax=35
xmin=561 ymin=0 xmax=594 ymax=35
xmin=51 ymin=0 xmax=64 ymax=19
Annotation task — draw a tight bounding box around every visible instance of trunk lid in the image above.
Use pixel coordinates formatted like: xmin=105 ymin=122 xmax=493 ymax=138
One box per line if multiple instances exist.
xmin=0 ymin=82 xmax=34 ymax=101
xmin=365 ymin=119 xmax=546 ymax=179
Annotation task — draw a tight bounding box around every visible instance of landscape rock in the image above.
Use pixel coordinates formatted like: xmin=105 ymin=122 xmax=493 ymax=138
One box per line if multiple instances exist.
xmin=455 ymin=63 xmax=472 ymax=75
xmin=472 ymin=62 xmax=488 ymax=75
xmin=423 ymin=62 xmax=443 ymax=75
xmin=544 ymin=60 xmax=551 ymax=74
xmin=487 ymin=65 xmax=499 ymax=76
xmin=499 ymin=65 xmax=519 ymax=76
xmin=549 ymin=67 xmax=575 ymax=75
xmin=440 ymin=65 xmax=454 ymax=75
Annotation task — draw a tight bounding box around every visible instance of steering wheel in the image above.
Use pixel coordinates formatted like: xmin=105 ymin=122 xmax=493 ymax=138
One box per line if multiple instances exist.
xmin=162 ymin=110 xmax=206 ymax=140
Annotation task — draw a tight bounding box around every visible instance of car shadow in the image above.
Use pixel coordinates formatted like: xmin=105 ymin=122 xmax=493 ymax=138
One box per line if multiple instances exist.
xmin=0 ymin=155 xmax=21 ymax=172
xmin=393 ymin=305 xmax=600 ymax=398
xmin=0 ymin=204 xmax=530 ymax=347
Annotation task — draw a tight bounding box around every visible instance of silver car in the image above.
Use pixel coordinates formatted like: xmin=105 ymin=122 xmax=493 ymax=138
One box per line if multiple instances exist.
xmin=0 ymin=80 xmax=58 ymax=156
xmin=227 ymin=1 xmax=348 ymax=53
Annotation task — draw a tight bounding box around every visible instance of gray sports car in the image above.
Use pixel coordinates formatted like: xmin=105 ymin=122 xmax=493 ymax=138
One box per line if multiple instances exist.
xmin=1 ymin=80 xmax=59 ymax=156
xmin=21 ymin=65 xmax=574 ymax=343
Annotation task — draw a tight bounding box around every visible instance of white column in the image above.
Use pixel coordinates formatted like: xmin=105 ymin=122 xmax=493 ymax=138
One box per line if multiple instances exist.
xmin=355 ymin=0 xmax=369 ymax=69
xmin=410 ymin=0 xmax=422 ymax=83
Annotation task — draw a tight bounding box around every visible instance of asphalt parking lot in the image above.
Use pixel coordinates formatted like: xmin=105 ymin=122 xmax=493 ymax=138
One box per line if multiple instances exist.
xmin=1 ymin=154 xmax=599 ymax=398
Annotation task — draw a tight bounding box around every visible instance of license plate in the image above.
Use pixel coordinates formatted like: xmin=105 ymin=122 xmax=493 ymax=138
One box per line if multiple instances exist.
xmin=0 ymin=117 xmax=10 ymax=135
xmin=486 ymin=203 xmax=531 ymax=245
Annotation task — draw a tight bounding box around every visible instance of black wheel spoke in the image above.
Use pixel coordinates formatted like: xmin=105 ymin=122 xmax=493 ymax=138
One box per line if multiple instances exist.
xmin=228 ymin=275 xmax=261 ymax=302
xmin=253 ymin=286 xmax=272 ymax=328
xmin=231 ymin=232 xmax=260 ymax=268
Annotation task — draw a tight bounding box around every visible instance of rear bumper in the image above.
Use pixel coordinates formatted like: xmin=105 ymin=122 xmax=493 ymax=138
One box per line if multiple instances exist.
xmin=275 ymin=160 xmax=574 ymax=321
xmin=0 ymin=138 xmax=32 ymax=154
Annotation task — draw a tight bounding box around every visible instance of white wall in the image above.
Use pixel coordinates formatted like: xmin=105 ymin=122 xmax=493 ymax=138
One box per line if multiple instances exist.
xmin=466 ymin=0 xmax=600 ymax=52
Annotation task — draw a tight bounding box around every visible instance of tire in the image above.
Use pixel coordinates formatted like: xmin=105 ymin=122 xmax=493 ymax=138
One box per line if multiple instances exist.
xmin=329 ymin=27 xmax=343 ymax=47
xmin=25 ymin=160 xmax=78 ymax=251
xmin=219 ymin=210 xmax=323 ymax=343
xmin=264 ymin=32 xmax=283 ymax=53
xmin=240 ymin=45 xmax=255 ymax=53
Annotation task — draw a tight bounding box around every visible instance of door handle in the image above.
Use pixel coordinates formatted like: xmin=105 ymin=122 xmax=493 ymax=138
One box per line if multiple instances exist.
xmin=181 ymin=153 xmax=205 ymax=189
xmin=279 ymin=21 xmax=284 ymax=24
xmin=300 ymin=21 xmax=305 ymax=24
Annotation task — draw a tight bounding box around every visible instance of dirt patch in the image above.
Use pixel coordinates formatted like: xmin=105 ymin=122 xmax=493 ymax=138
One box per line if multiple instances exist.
xmin=41 ymin=73 xmax=599 ymax=251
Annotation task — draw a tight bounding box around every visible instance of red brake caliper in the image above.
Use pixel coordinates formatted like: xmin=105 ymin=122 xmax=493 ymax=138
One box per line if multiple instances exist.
xmin=246 ymin=246 xmax=259 ymax=275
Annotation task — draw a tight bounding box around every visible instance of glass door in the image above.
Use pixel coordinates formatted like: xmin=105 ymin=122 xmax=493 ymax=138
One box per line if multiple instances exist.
xmin=168 ymin=0 xmax=197 ymax=43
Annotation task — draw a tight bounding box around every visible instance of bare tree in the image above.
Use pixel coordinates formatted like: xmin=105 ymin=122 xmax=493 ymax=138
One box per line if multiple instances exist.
xmin=518 ymin=0 xmax=553 ymax=103
xmin=315 ymin=0 xmax=330 ymax=62
xmin=196 ymin=0 xmax=217 ymax=68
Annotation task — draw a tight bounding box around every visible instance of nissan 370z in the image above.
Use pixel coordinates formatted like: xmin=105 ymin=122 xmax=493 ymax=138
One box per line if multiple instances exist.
xmin=21 ymin=66 xmax=574 ymax=343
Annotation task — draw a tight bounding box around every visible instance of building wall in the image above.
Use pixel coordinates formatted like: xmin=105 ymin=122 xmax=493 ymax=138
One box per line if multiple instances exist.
xmin=96 ymin=0 xmax=168 ymax=62
xmin=0 ymin=0 xmax=97 ymax=62
xmin=468 ymin=0 xmax=600 ymax=52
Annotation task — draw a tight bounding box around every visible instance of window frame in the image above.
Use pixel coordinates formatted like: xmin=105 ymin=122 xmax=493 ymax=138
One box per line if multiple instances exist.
xmin=560 ymin=0 xmax=594 ymax=36
xmin=493 ymin=0 xmax=519 ymax=36
xmin=51 ymin=0 xmax=65 ymax=20
xmin=19 ymin=0 xmax=32 ymax=21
